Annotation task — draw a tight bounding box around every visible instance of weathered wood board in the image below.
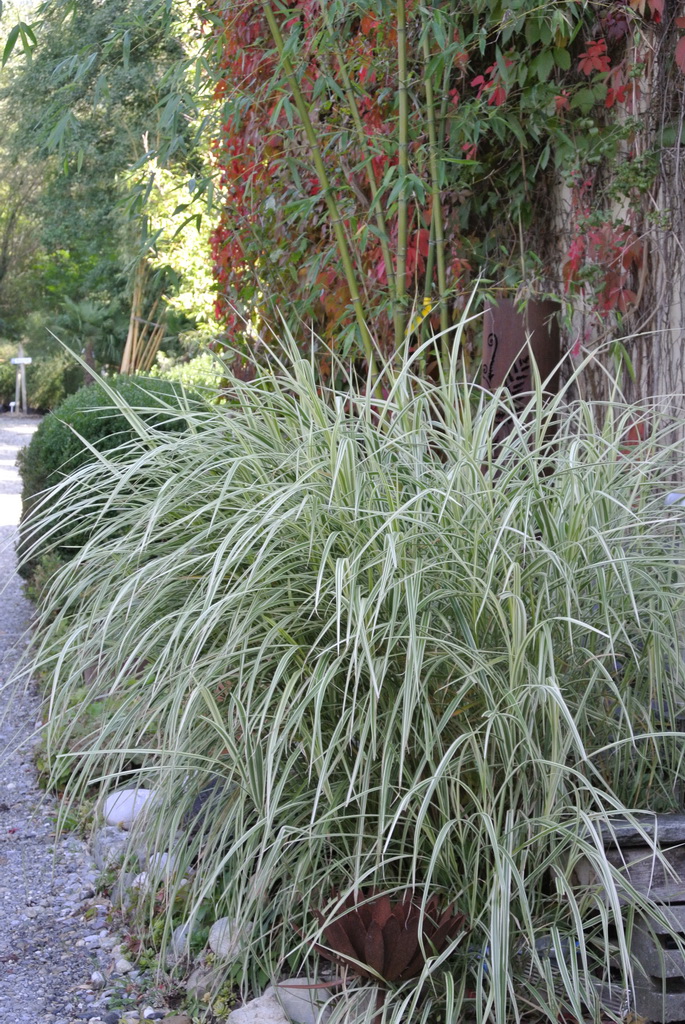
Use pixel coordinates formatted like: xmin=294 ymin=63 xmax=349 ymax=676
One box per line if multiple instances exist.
xmin=575 ymin=844 xmax=685 ymax=904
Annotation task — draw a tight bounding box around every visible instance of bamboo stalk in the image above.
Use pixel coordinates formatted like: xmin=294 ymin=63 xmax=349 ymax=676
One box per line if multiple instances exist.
xmin=318 ymin=5 xmax=402 ymax=349
xmin=140 ymin=321 xmax=166 ymax=372
xmin=422 ymin=29 xmax=449 ymax=340
xmin=136 ymin=291 xmax=164 ymax=372
xmin=396 ymin=0 xmax=409 ymax=328
xmin=121 ymin=270 xmax=141 ymax=374
xmin=262 ymin=2 xmax=377 ymax=380
xmin=121 ymin=316 xmax=135 ymax=375
xmin=121 ymin=261 xmax=148 ymax=374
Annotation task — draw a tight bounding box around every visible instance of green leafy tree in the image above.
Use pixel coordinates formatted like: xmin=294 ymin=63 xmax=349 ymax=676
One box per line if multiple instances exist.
xmin=0 ymin=0 xmax=216 ymax=371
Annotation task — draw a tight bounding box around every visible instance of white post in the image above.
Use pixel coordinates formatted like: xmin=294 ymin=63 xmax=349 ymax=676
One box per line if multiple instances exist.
xmin=10 ymin=345 xmax=32 ymax=413
xmin=20 ymin=357 xmax=27 ymax=414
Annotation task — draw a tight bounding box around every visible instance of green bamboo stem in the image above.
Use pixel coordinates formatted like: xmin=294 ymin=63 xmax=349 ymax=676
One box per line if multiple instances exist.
xmin=422 ymin=30 xmax=449 ymax=340
xmin=317 ymin=17 xmax=392 ymax=278
xmin=396 ymin=0 xmax=408 ymax=331
xmin=419 ymin=215 xmax=436 ymax=373
xmin=319 ymin=8 xmax=403 ymax=350
xmin=262 ymin=2 xmax=377 ymax=378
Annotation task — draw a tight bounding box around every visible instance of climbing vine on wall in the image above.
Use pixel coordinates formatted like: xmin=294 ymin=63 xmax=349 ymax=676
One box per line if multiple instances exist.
xmin=208 ymin=0 xmax=680 ymax=369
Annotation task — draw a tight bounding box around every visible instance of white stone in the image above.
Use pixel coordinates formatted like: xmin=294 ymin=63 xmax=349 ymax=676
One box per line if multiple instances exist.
xmin=115 ymin=957 xmax=134 ymax=974
xmin=228 ymin=994 xmax=290 ymax=1024
xmin=90 ymin=971 xmax=105 ymax=990
xmin=102 ymin=789 xmax=155 ymax=829
xmin=264 ymin=978 xmax=332 ymax=1024
xmin=91 ymin=825 xmax=129 ymax=870
xmin=110 ymin=872 xmax=136 ymax=907
xmin=186 ymin=965 xmax=222 ymax=999
xmin=170 ymin=922 xmax=191 ymax=958
xmin=147 ymin=851 xmax=179 ymax=876
xmin=208 ymin=916 xmax=242 ymax=959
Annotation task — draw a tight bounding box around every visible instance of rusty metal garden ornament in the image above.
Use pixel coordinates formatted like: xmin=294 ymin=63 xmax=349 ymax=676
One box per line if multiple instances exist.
xmin=482 ymin=298 xmax=560 ymax=402
xmin=312 ymin=889 xmax=467 ymax=984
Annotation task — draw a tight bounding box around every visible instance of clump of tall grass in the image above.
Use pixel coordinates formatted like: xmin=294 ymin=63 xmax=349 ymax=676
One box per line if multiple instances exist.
xmin=16 ymin=337 xmax=685 ymax=1024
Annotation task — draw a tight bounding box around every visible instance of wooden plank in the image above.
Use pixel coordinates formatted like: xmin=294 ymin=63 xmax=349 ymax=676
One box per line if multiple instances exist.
xmin=598 ymin=815 xmax=685 ymax=849
xmin=575 ymin=845 xmax=685 ymax=902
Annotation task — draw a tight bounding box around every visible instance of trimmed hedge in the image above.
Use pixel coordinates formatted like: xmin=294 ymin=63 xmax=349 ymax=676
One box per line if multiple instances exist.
xmin=17 ymin=374 xmax=205 ymax=580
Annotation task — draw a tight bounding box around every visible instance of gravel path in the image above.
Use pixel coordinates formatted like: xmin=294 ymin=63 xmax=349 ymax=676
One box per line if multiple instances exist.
xmin=0 ymin=416 xmax=134 ymax=1024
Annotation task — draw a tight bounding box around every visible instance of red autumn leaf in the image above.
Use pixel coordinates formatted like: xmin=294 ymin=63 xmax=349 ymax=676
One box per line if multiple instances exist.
xmin=416 ymin=228 xmax=430 ymax=259
xmin=360 ymin=14 xmax=379 ymax=34
xmin=578 ymin=38 xmax=611 ymax=76
xmin=605 ymin=84 xmax=628 ymax=108
xmin=621 ymin=236 xmax=643 ymax=270
xmin=676 ymin=36 xmax=685 ymax=74
xmin=603 ymin=7 xmax=630 ymax=41
xmin=647 ymin=0 xmax=663 ymax=20
xmin=555 ymin=92 xmax=570 ymax=112
xmin=489 ymin=84 xmax=508 ymax=106
xmin=450 ymin=255 xmax=471 ymax=281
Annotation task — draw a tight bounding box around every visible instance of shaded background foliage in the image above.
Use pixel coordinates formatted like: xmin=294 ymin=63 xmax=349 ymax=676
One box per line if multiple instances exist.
xmin=0 ymin=0 xmax=217 ymax=404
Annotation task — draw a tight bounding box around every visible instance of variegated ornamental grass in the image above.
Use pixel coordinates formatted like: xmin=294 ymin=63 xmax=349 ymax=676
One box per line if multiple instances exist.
xmin=17 ymin=339 xmax=685 ymax=1024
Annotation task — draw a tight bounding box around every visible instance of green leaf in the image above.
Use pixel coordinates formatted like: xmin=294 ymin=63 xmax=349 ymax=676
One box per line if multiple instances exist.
xmin=122 ymin=29 xmax=130 ymax=72
xmin=553 ymin=47 xmax=571 ymax=70
xmin=524 ymin=18 xmax=540 ymax=45
xmin=92 ymin=72 xmax=109 ymax=107
xmin=504 ymin=114 xmax=528 ymax=147
xmin=570 ymin=87 xmax=597 ymax=114
xmin=47 ymin=111 xmax=76 ymax=152
xmin=515 ymin=60 xmax=530 ymax=88
xmin=611 ymin=340 xmax=636 ymax=381
xmin=533 ymin=50 xmax=554 ymax=82
xmin=18 ymin=22 xmax=36 ymax=63
xmin=2 ymin=23 xmax=21 ymax=66
xmin=535 ymin=143 xmax=551 ymax=172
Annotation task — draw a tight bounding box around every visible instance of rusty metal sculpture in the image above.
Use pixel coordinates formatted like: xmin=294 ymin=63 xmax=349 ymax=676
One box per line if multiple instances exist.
xmin=481 ymin=298 xmax=561 ymax=446
xmin=481 ymin=298 xmax=560 ymax=399
xmin=312 ymin=889 xmax=466 ymax=984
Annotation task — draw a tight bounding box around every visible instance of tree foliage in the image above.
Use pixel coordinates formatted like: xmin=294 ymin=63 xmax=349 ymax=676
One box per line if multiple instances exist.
xmin=207 ymin=0 xmax=681 ymax=374
xmin=0 ymin=0 xmax=216 ymax=373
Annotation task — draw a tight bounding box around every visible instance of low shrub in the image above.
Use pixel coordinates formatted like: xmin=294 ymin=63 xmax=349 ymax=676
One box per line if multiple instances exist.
xmin=150 ymin=350 xmax=224 ymax=392
xmin=28 ymin=352 xmax=84 ymax=412
xmin=17 ymin=373 xmax=208 ymax=579
xmin=0 ymin=342 xmax=83 ymax=411
xmin=18 ymin=339 xmax=685 ymax=1024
